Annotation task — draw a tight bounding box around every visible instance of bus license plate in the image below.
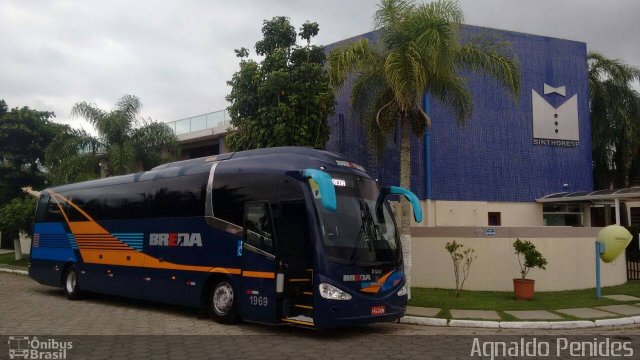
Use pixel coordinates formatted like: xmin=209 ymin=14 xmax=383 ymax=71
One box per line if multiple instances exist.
xmin=371 ymin=306 xmax=385 ymax=316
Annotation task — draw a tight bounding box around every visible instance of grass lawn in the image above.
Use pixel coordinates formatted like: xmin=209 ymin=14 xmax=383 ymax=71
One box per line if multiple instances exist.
xmin=409 ymin=281 xmax=640 ymax=313
xmin=0 ymin=252 xmax=28 ymax=268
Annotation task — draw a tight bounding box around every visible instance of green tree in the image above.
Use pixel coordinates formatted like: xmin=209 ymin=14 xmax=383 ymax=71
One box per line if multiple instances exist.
xmin=225 ymin=16 xmax=335 ymax=151
xmin=45 ymin=95 xmax=179 ymax=184
xmin=0 ymin=196 xmax=37 ymax=245
xmin=588 ymin=51 xmax=640 ymax=189
xmin=0 ymin=100 xmax=61 ymax=204
xmin=327 ymin=0 xmax=520 ymax=293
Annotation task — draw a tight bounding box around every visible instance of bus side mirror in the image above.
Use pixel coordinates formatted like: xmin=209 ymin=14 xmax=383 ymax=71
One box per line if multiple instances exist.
xmin=376 ymin=186 xmax=423 ymax=223
xmin=303 ymin=168 xmax=337 ymax=212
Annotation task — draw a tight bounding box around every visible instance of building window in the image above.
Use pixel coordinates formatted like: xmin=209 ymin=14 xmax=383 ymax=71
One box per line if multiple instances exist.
xmin=543 ymin=204 xmax=583 ymax=226
xmin=631 ymin=207 xmax=640 ymax=226
xmin=186 ymin=143 xmax=219 ymax=159
xmin=488 ymin=212 xmax=501 ymax=226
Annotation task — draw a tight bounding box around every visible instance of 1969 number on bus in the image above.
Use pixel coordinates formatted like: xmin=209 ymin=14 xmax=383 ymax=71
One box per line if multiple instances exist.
xmin=249 ymin=295 xmax=268 ymax=306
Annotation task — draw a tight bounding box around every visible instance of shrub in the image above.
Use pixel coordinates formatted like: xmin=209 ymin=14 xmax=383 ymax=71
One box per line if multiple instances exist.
xmin=513 ymin=239 xmax=548 ymax=280
xmin=445 ymin=241 xmax=476 ymax=296
xmin=0 ymin=196 xmax=37 ymax=242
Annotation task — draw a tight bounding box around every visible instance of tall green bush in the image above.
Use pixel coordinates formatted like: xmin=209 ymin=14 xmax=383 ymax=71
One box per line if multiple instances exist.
xmin=0 ymin=196 xmax=37 ymax=243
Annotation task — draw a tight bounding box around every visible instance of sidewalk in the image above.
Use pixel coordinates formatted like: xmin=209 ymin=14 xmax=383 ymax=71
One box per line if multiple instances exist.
xmin=0 ymin=263 xmax=27 ymax=271
xmin=403 ymin=294 xmax=640 ymax=328
xmin=407 ymin=293 xmax=640 ymax=321
xmin=0 ymin=263 xmax=28 ymax=275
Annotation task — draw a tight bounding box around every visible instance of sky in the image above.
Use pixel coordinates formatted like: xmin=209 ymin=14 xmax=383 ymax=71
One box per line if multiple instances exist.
xmin=1 ymin=0 xmax=639 ymax=131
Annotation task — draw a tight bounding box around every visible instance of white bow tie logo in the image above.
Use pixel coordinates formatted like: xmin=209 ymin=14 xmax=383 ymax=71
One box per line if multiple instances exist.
xmin=543 ymin=83 xmax=566 ymax=97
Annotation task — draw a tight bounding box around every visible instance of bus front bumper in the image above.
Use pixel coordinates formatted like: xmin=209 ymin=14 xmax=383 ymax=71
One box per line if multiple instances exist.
xmin=313 ymin=293 xmax=408 ymax=329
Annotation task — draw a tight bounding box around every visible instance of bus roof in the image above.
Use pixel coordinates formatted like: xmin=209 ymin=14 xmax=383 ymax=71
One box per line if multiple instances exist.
xmin=45 ymin=147 xmax=367 ymax=193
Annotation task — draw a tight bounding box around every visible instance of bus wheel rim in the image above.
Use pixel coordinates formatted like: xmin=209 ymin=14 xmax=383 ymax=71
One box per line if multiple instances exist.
xmin=213 ymin=283 xmax=233 ymax=315
xmin=66 ymin=271 xmax=76 ymax=293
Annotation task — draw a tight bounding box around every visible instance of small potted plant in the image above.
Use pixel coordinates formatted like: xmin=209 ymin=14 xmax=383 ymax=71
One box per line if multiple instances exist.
xmin=513 ymin=239 xmax=547 ymax=300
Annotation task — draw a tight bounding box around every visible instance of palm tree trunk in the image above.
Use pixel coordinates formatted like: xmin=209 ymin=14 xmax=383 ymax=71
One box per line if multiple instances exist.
xmin=614 ymin=144 xmax=626 ymax=188
xmin=399 ymin=112 xmax=412 ymax=299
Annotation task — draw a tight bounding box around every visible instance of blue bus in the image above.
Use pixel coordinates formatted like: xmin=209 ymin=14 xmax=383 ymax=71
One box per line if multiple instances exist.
xmin=29 ymin=147 xmax=422 ymax=329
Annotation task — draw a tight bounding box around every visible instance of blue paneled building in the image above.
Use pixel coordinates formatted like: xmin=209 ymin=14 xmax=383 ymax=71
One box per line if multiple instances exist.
xmin=324 ymin=25 xmax=592 ymax=227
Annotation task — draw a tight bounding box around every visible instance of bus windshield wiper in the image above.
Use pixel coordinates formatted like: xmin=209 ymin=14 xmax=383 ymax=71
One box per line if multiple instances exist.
xmin=349 ymin=200 xmax=375 ymax=264
xmin=349 ymin=200 xmax=367 ymax=263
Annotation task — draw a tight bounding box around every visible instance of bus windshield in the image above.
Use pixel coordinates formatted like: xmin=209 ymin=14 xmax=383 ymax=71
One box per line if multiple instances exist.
xmin=313 ymin=173 xmax=401 ymax=266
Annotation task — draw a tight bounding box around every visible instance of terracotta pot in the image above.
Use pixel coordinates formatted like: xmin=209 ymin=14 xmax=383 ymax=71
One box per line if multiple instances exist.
xmin=513 ymin=279 xmax=535 ymax=300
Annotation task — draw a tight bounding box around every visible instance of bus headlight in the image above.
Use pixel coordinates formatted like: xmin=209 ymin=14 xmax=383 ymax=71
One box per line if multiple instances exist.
xmin=319 ymin=283 xmax=352 ymax=300
xmin=397 ymin=284 xmax=407 ymax=296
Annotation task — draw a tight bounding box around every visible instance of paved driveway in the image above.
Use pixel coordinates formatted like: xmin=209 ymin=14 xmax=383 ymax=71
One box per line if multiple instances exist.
xmin=1 ymin=273 xmax=639 ymax=359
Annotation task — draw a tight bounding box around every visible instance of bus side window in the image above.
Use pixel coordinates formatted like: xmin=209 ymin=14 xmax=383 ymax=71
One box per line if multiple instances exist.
xmin=151 ymin=174 xmax=207 ymax=219
xmin=62 ymin=191 xmax=89 ymax=222
xmin=35 ymin=194 xmax=50 ymax=223
xmin=102 ymin=183 xmax=151 ymax=220
xmin=244 ymin=202 xmax=274 ymax=254
xmin=40 ymin=194 xmax=64 ymax=222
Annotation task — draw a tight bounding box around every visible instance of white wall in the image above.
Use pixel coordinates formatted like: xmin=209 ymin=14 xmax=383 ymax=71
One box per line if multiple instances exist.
xmin=414 ymin=200 xmax=544 ymax=227
xmin=410 ymin=227 xmax=627 ymax=291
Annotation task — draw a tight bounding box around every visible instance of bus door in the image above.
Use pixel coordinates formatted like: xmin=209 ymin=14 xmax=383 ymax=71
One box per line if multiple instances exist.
xmin=276 ymin=200 xmax=314 ymax=323
xmin=240 ymin=201 xmax=278 ymax=324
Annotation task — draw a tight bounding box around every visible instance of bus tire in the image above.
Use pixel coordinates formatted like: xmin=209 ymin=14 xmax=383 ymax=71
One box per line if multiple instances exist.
xmin=63 ymin=266 xmax=82 ymax=300
xmin=208 ymin=280 xmax=239 ymax=324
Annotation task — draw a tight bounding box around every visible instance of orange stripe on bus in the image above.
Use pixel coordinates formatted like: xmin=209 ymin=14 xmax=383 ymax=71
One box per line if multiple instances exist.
xmin=47 ymin=190 xmax=245 ymax=277
xmin=209 ymin=267 xmax=242 ymax=275
xmin=80 ymin=250 xmax=145 ymax=266
xmin=68 ymin=221 xmax=109 ymax=235
xmin=360 ymin=271 xmax=395 ymax=293
xmin=80 ymin=249 xmax=242 ymax=274
xmin=75 ymin=238 xmax=124 ymax=241
xmin=75 ymin=240 xmax=128 ymax=243
xmin=78 ymin=246 xmax=134 ymax=249
xmin=75 ymin=235 xmax=116 ymax=238
xmin=242 ymin=271 xmax=275 ymax=279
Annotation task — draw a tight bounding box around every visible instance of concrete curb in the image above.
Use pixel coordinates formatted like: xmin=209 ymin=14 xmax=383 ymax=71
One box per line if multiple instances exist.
xmin=449 ymin=319 xmax=500 ymax=328
xmin=0 ymin=267 xmax=27 ymax=275
xmin=545 ymin=321 xmax=596 ymax=329
xmin=499 ymin=321 xmax=553 ymax=329
xmin=400 ymin=316 xmax=448 ymax=327
xmin=401 ymin=315 xmax=640 ymax=329
xmin=594 ymin=317 xmax=635 ymax=327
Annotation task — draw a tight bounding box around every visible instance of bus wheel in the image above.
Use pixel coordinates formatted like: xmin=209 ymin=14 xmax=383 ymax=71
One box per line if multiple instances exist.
xmin=208 ymin=280 xmax=238 ymax=324
xmin=63 ymin=266 xmax=82 ymax=300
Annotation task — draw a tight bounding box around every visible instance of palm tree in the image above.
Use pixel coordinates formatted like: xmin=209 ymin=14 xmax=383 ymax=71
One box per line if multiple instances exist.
xmin=327 ymin=0 xmax=520 ymax=295
xmin=588 ymin=51 xmax=640 ymax=189
xmin=46 ymin=95 xmax=179 ymax=184
xmin=45 ymin=127 xmax=103 ymax=184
